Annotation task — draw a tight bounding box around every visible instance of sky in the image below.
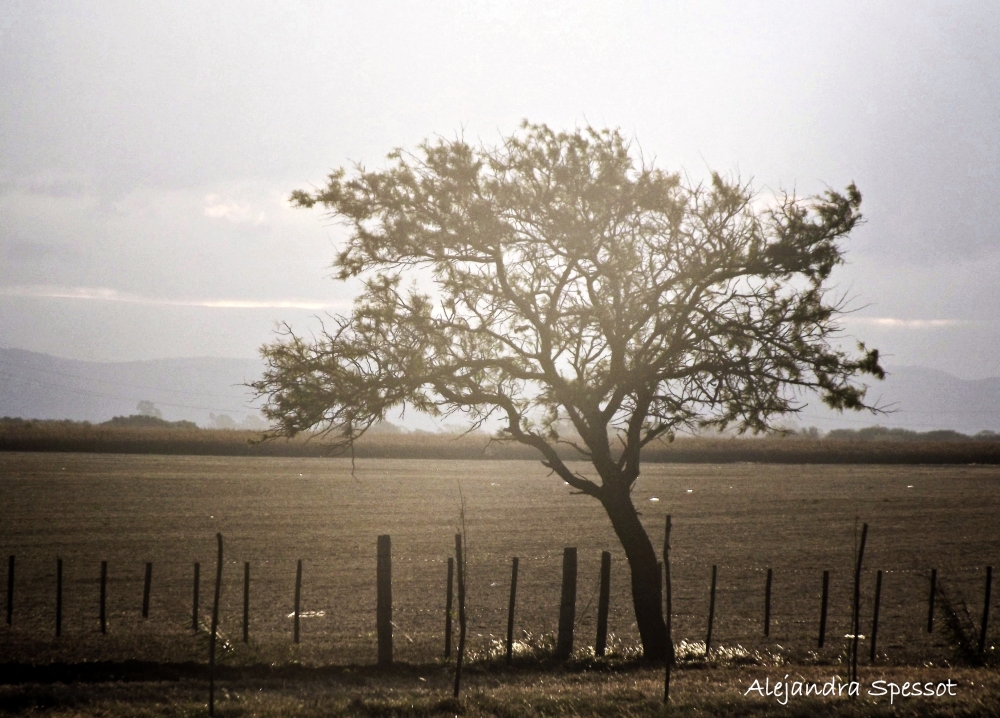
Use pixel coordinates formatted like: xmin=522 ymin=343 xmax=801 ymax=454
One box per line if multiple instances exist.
xmin=2 ymin=0 xmax=1000 ymax=379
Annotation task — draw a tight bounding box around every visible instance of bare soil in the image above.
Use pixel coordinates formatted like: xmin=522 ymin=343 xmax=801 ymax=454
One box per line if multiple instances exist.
xmin=1 ymin=453 xmax=997 ymax=671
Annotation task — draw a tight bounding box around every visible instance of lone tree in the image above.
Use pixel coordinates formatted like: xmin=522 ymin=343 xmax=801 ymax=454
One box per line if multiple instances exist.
xmin=254 ymin=123 xmax=883 ymax=660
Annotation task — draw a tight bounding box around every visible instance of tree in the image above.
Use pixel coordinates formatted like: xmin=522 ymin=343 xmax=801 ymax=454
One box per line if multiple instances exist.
xmin=136 ymin=400 xmax=162 ymax=419
xmin=253 ymin=122 xmax=883 ymax=660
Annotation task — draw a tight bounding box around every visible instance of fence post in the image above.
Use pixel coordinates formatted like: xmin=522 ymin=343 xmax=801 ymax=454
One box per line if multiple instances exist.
xmin=209 ymin=533 xmax=223 ymax=717
xmin=506 ymin=556 xmax=519 ymax=664
xmin=870 ymin=569 xmax=883 ymax=663
xmin=6 ymin=555 xmax=13 ymax=625
xmin=100 ymin=561 xmax=107 ymax=634
xmin=819 ymin=570 xmax=830 ymax=648
xmin=664 ymin=516 xmax=673 ymax=705
xmin=705 ymin=564 xmax=717 ymax=654
xmin=980 ymin=566 xmax=993 ymax=654
xmin=56 ymin=558 xmax=63 ymax=637
xmin=294 ymin=559 xmax=302 ymax=644
xmin=556 ymin=547 xmax=578 ymax=660
xmin=376 ymin=535 xmax=392 ymax=665
xmin=142 ymin=562 xmax=152 ymax=619
xmin=444 ymin=557 xmax=453 ymax=659
xmin=851 ymin=523 xmax=868 ymax=684
xmin=596 ymin=551 xmax=611 ymax=657
xmin=243 ymin=561 xmax=250 ymax=643
xmin=927 ymin=568 xmax=937 ymax=633
xmin=192 ymin=562 xmax=200 ymax=631
xmin=764 ymin=568 xmax=773 ymax=637
xmin=453 ymin=534 xmax=466 ymax=698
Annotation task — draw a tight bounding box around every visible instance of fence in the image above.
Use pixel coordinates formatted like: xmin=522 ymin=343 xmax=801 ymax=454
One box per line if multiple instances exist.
xmin=1 ymin=530 xmax=995 ymax=669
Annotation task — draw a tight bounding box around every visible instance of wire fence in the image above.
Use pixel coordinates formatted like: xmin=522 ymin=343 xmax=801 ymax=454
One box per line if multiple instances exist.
xmin=1 ymin=538 xmax=994 ymax=667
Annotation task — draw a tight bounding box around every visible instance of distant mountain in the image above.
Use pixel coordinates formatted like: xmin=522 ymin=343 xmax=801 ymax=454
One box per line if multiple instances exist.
xmin=1 ymin=349 xmax=998 ymax=434
xmin=0 ymin=348 xmax=264 ymax=427
xmin=779 ymin=365 xmax=1000 ymax=435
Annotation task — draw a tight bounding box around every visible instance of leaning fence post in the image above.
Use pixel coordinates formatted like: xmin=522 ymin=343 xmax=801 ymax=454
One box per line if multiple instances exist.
xmin=819 ymin=570 xmax=830 ymax=648
xmin=870 ymin=569 xmax=883 ymax=663
xmin=506 ymin=556 xmax=519 ymax=664
xmin=294 ymin=559 xmax=302 ymax=644
xmin=56 ymin=558 xmax=63 ymax=637
xmin=980 ymin=566 xmax=993 ymax=654
xmin=192 ymin=562 xmax=200 ymax=631
xmin=927 ymin=568 xmax=937 ymax=633
xmin=596 ymin=551 xmax=611 ymax=657
xmin=377 ymin=535 xmax=392 ymax=665
xmin=209 ymin=533 xmax=223 ymax=717
xmin=705 ymin=564 xmax=717 ymax=654
xmin=556 ymin=547 xmax=578 ymax=660
xmin=453 ymin=533 xmax=467 ymax=698
xmin=243 ymin=561 xmax=250 ymax=643
xmin=444 ymin=557 xmax=454 ymax=659
xmin=764 ymin=568 xmax=773 ymax=637
xmin=142 ymin=562 xmax=152 ymax=619
xmin=7 ymin=555 xmax=14 ymax=625
xmin=851 ymin=523 xmax=868 ymax=684
xmin=100 ymin=561 xmax=107 ymax=634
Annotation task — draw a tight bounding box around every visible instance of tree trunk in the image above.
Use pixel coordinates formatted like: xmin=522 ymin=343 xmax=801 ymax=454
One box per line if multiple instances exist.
xmin=601 ymin=490 xmax=667 ymax=660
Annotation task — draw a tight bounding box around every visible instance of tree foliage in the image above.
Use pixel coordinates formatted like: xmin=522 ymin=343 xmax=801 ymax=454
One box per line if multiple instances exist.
xmin=256 ymin=122 xmax=882 ymax=497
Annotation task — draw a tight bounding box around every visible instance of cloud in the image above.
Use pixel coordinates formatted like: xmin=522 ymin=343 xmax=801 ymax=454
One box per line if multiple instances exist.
xmin=203 ymin=194 xmax=267 ymax=224
xmin=843 ymin=317 xmax=976 ymax=329
xmin=0 ymin=285 xmax=342 ymax=311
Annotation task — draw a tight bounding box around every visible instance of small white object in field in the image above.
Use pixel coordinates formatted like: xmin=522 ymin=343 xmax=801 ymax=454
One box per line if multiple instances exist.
xmin=686 ymin=489 xmax=693 ymax=493
xmin=650 ymin=497 xmax=659 ymax=502
xmin=907 ymin=485 xmax=914 ymax=488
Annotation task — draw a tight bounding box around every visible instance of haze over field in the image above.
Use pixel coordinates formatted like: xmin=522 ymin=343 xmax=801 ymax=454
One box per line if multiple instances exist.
xmin=2 ymin=2 xmax=999 ymax=412
xmin=2 ymin=348 xmax=999 ymax=435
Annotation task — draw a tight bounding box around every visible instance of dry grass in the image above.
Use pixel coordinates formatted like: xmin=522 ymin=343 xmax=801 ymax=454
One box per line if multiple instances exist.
xmin=1 ymin=664 xmax=998 ymax=716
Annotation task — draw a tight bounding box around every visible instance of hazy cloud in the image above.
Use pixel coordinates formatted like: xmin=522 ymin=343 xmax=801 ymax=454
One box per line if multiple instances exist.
xmin=0 ymin=285 xmax=340 ymax=311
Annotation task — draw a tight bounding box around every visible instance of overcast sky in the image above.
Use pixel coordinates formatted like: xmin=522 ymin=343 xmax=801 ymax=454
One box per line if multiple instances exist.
xmin=2 ymin=0 xmax=999 ymax=378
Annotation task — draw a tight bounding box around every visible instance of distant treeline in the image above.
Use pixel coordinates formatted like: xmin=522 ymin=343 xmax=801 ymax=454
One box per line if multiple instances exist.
xmin=2 ymin=417 xmax=1000 ymax=464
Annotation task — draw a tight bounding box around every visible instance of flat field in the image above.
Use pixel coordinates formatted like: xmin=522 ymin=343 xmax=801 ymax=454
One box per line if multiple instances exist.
xmin=1 ymin=452 xmax=998 ymax=669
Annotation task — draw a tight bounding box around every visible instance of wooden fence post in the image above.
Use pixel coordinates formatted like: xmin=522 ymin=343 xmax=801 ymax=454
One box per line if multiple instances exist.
xmin=664 ymin=516 xmax=673 ymax=705
xmin=980 ymin=566 xmax=993 ymax=654
xmin=192 ymin=562 xmax=200 ymax=630
xmin=100 ymin=561 xmax=107 ymax=635
xmin=927 ymin=568 xmax=937 ymax=633
xmin=243 ymin=561 xmax=250 ymax=643
xmin=6 ymin=555 xmax=13 ymax=625
xmin=506 ymin=557 xmax=519 ymax=664
xmin=444 ymin=557 xmax=453 ymax=659
xmin=56 ymin=558 xmax=63 ymax=637
xmin=819 ymin=570 xmax=830 ymax=648
xmin=596 ymin=551 xmax=611 ymax=657
xmin=294 ymin=559 xmax=302 ymax=644
xmin=556 ymin=547 xmax=578 ymax=660
xmin=705 ymin=564 xmax=717 ymax=654
xmin=870 ymin=569 xmax=883 ymax=663
xmin=764 ymin=568 xmax=773 ymax=637
xmin=209 ymin=533 xmax=223 ymax=717
xmin=377 ymin=535 xmax=392 ymax=665
xmin=142 ymin=562 xmax=152 ymax=619
xmin=852 ymin=523 xmax=868 ymax=684
xmin=453 ymin=534 xmax=467 ymax=698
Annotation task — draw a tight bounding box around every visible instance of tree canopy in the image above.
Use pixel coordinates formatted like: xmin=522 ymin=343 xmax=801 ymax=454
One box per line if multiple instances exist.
xmin=254 ymin=122 xmax=883 ymax=658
